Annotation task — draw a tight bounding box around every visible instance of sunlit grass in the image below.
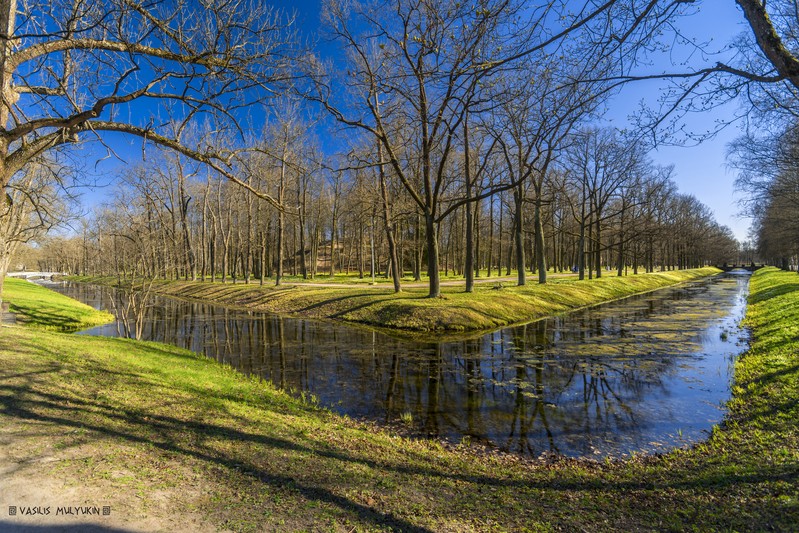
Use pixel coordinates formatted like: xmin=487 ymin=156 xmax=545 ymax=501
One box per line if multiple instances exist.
xmin=72 ymin=267 xmax=721 ymax=334
xmin=2 ymin=277 xmax=113 ymax=332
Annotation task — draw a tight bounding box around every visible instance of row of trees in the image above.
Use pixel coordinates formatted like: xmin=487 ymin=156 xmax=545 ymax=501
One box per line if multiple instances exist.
xmin=35 ymin=126 xmax=738 ymax=285
xmin=733 ymin=124 xmax=799 ymax=270
xmin=4 ymin=0 xmax=799 ymax=297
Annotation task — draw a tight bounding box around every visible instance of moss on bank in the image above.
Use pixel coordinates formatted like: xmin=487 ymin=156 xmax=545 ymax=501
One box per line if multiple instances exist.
xmin=0 ymin=268 xmax=797 ymax=530
xmin=73 ymin=267 xmax=721 ymax=334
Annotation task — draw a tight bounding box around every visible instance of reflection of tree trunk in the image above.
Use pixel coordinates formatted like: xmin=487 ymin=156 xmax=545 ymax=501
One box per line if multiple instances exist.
xmin=425 ymin=345 xmax=442 ymax=434
xmin=385 ymin=348 xmax=399 ymax=423
xmin=534 ymin=356 xmax=556 ymax=452
xmin=185 ymin=304 xmax=197 ymax=351
xmin=465 ymin=350 xmax=477 ymax=437
xmin=259 ymin=315 xmax=269 ymax=374
xmin=508 ymin=363 xmax=528 ymax=454
xmin=278 ymin=317 xmax=286 ymax=389
xmin=223 ymin=310 xmax=232 ymax=364
xmin=207 ymin=307 xmax=220 ymax=359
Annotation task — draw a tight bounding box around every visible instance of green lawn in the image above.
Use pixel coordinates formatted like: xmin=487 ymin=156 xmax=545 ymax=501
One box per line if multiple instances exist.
xmin=0 ymin=268 xmax=797 ymax=531
xmin=3 ymin=277 xmax=113 ymax=331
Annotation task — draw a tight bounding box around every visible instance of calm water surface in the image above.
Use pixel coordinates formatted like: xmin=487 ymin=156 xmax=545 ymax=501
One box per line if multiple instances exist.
xmin=43 ymin=274 xmax=749 ymax=458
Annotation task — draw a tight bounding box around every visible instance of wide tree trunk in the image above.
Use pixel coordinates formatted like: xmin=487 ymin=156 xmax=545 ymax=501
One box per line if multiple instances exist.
xmin=463 ymin=120 xmax=474 ymax=292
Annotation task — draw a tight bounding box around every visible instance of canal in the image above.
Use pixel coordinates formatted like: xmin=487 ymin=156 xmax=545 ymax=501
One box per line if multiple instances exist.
xmin=41 ymin=273 xmax=749 ymax=458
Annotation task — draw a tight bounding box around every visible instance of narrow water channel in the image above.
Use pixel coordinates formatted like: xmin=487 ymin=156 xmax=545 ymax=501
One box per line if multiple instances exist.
xmin=41 ymin=273 xmax=749 ymax=458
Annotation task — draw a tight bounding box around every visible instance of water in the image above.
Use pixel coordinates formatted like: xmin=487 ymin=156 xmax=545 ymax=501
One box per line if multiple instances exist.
xmin=41 ymin=273 xmax=749 ymax=458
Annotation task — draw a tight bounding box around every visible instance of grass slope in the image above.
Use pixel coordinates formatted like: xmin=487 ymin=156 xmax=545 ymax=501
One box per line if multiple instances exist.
xmin=74 ymin=268 xmax=720 ymax=334
xmin=0 ymin=269 xmax=797 ymax=531
xmin=3 ymin=277 xmax=113 ymax=331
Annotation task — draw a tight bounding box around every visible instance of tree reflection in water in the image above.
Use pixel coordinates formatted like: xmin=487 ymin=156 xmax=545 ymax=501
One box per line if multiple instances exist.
xmin=49 ymin=274 xmax=748 ymax=458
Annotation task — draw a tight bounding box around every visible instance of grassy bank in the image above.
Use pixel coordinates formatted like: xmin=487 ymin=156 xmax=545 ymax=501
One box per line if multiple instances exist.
xmin=72 ymin=267 xmax=721 ymax=334
xmin=2 ymin=277 xmax=113 ymax=331
xmin=1 ymin=268 xmax=797 ymax=531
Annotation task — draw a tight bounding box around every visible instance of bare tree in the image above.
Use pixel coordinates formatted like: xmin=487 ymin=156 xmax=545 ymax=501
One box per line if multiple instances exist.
xmin=0 ymin=160 xmax=72 ymax=303
xmin=312 ymin=0 xmax=523 ymax=297
xmin=0 ymin=0 xmax=299 ymax=201
xmin=732 ymin=122 xmax=799 ymax=267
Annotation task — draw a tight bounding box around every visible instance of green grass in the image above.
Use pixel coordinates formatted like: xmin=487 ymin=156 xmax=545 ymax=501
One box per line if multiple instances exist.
xmin=72 ymin=267 xmax=721 ymax=334
xmin=1 ymin=268 xmax=797 ymax=531
xmin=2 ymin=277 xmax=113 ymax=332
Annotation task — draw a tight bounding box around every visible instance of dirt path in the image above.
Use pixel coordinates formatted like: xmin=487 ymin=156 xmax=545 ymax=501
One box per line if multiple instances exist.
xmin=0 ymin=415 xmax=216 ymax=533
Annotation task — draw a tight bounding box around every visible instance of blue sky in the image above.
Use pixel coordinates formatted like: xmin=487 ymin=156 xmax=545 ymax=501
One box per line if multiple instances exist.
xmin=604 ymin=1 xmax=753 ymax=242
xmin=81 ymin=0 xmax=753 ymax=241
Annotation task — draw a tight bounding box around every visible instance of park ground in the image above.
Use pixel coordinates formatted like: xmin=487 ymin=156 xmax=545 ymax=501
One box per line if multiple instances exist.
xmin=0 ymin=268 xmax=797 ymax=531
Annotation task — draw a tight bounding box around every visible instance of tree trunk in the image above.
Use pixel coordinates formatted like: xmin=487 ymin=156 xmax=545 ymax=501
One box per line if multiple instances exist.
xmin=513 ymin=184 xmax=525 ymax=286
xmin=425 ymin=213 xmax=440 ymax=298
xmin=276 ymin=158 xmax=286 ymax=286
xmin=487 ymin=195 xmax=494 ymax=278
xmin=534 ymin=195 xmax=547 ymax=284
xmin=414 ymin=213 xmax=422 ymax=281
xmin=617 ymin=203 xmax=626 ymax=277
xmin=378 ymin=143 xmax=401 ymax=292
xmin=299 ymin=183 xmax=308 ymax=279
xmin=594 ymin=215 xmax=602 ymax=279
xmin=464 ymin=121 xmax=474 ymax=293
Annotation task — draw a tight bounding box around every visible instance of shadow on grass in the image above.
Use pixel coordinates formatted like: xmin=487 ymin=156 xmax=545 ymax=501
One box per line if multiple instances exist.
xmin=296 ymin=292 xmax=394 ymax=315
xmin=0 ymin=369 xmax=434 ymax=532
xmin=748 ymin=283 xmax=799 ymax=305
xmin=9 ymin=305 xmax=93 ymax=333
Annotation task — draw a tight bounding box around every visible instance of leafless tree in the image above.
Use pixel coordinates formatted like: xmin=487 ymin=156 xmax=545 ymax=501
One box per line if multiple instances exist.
xmin=0 ymin=0 xmax=299 ymax=200
xmin=731 ymin=122 xmax=799 ymax=267
xmin=0 ymin=0 xmax=302 ymax=300
xmin=0 ymin=160 xmax=72 ymax=302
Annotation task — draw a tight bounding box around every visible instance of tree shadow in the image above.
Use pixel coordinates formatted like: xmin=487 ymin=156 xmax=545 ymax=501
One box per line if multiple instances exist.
xmin=748 ymin=283 xmax=799 ymax=305
xmin=296 ymin=293 xmax=394 ymax=314
xmin=7 ymin=305 xmax=89 ymax=333
xmin=0 ymin=371 xmax=434 ymax=532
